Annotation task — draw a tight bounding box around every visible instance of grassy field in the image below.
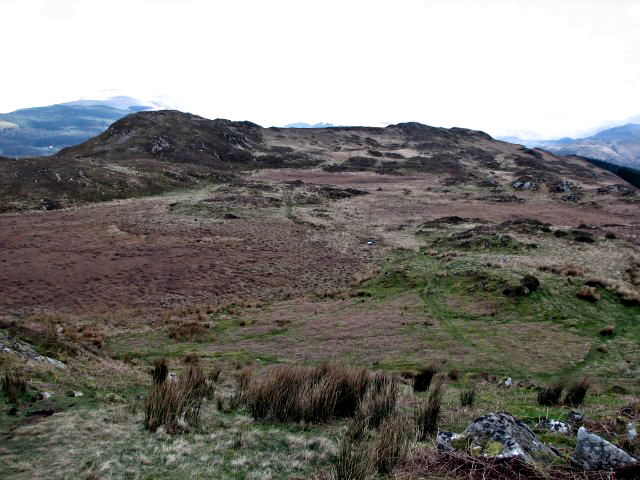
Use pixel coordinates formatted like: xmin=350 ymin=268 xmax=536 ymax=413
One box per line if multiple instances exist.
xmin=2 ymin=211 xmax=639 ymax=479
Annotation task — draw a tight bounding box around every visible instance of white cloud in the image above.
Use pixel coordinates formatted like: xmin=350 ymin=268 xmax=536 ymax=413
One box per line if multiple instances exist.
xmin=1 ymin=0 xmax=639 ymax=138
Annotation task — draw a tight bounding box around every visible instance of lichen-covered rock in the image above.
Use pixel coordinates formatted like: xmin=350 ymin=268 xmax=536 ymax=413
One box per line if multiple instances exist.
xmin=437 ymin=412 xmax=558 ymax=464
xmin=436 ymin=431 xmax=465 ymax=451
xmin=464 ymin=412 xmax=557 ymax=463
xmin=0 ymin=337 xmax=66 ymax=369
xmin=572 ymin=426 xmax=637 ymax=471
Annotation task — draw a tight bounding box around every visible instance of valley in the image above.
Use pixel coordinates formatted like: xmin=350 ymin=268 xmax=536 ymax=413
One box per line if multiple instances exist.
xmin=1 ymin=111 xmax=640 ymax=479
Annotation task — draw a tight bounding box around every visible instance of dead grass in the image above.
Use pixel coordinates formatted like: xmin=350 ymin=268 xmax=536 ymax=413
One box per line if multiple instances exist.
xmin=538 ymin=264 xmax=588 ymax=277
xmin=395 ymin=447 xmax=611 ymax=480
xmin=584 ymin=277 xmax=640 ymax=306
xmin=576 ymin=285 xmax=601 ymax=302
xmin=168 ymin=321 xmax=209 ymax=341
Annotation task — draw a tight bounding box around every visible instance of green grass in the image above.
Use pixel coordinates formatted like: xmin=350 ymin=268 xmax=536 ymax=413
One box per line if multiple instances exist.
xmin=358 ymin=246 xmax=640 ymax=383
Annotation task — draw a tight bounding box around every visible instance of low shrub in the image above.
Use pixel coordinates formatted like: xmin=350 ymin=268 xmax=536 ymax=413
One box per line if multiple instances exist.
xmin=2 ymin=371 xmax=27 ymax=405
xmin=144 ymin=362 xmax=206 ymax=433
xmin=459 ymin=386 xmax=476 ymax=407
xmin=414 ymin=364 xmax=438 ymax=392
xmin=564 ymin=379 xmax=589 ymax=406
xmin=537 ymin=382 xmax=564 ymax=406
xmin=417 ymin=379 xmax=445 ymax=439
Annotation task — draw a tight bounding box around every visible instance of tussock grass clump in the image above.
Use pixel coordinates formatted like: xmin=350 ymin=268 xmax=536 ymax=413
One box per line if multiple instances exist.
xmin=63 ymin=324 xmax=106 ymax=349
xmin=2 ymin=371 xmax=27 ymax=405
xmin=576 ymin=285 xmax=601 ymax=302
xmin=417 ymin=379 xmax=445 ymax=439
xmin=373 ymin=413 xmax=414 ymax=474
xmin=241 ymin=364 xmax=370 ymax=423
xmin=537 ymin=382 xmax=564 ymax=406
xmin=413 ymin=364 xmax=438 ymax=392
xmin=564 ymin=379 xmax=589 ymax=406
xmin=168 ymin=321 xmax=209 ymax=341
xmin=209 ymin=365 xmax=221 ymax=384
xmin=538 ymin=264 xmax=586 ymax=277
xmin=355 ymin=373 xmax=398 ymax=429
xmin=459 ymin=386 xmax=476 ymax=407
xmin=152 ymin=358 xmax=168 ymax=384
xmin=334 ymin=433 xmax=372 ymax=480
xmin=144 ymin=362 xmax=206 ymax=433
xmin=599 ymin=325 xmax=615 ymax=336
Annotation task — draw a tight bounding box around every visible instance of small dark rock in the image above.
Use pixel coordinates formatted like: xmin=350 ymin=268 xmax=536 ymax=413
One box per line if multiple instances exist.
xmin=568 ymin=410 xmax=585 ymax=425
xmin=521 ymin=274 xmax=540 ymax=292
xmin=573 ymin=232 xmax=595 ymax=243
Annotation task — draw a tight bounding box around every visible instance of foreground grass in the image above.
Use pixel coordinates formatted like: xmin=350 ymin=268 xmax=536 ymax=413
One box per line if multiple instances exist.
xmin=0 ymin=402 xmax=338 ymax=480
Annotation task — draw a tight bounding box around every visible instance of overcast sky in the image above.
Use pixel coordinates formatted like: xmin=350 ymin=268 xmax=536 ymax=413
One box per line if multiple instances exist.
xmin=2 ymin=0 xmax=640 ymax=138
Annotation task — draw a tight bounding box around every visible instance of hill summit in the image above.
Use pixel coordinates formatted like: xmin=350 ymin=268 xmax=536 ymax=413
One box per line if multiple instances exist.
xmin=0 ymin=109 xmax=634 ymax=212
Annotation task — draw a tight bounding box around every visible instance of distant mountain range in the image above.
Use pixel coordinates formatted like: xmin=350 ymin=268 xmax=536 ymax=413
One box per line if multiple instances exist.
xmin=532 ymin=124 xmax=640 ymax=169
xmin=499 ymin=119 xmax=640 ymax=169
xmin=0 ymin=93 xmax=178 ymax=157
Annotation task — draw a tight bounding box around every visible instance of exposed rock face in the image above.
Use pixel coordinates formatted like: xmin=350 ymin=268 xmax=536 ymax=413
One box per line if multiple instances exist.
xmin=571 ymin=426 xmax=637 ymax=471
xmin=437 ymin=412 xmax=557 ymax=464
xmin=0 ymin=337 xmax=66 ymax=369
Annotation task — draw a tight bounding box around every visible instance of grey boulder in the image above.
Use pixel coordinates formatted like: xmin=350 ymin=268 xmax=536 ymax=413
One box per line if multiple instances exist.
xmin=572 ymin=426 xmax=637 ymax=471
xmin=437 ymin=412 xmax=557 ymax=464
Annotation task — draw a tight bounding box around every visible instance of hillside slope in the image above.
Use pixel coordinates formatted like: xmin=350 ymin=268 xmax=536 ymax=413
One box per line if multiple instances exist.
xmin=0 ymin=110 xmax=635 ymax=212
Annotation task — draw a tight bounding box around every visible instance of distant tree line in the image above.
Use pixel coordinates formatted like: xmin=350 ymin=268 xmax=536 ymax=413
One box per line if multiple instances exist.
xmin=582 ymin=157 xmax=640 ymax=189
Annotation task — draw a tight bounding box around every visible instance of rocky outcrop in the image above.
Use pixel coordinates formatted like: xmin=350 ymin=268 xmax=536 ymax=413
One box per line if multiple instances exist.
xmin=0 ymin=337 xmax=66 ymax=369
xmin=437 ymin=412 xmax=557 ymax=464
xmin=571 ymin=426 xmax=637 ymax=471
